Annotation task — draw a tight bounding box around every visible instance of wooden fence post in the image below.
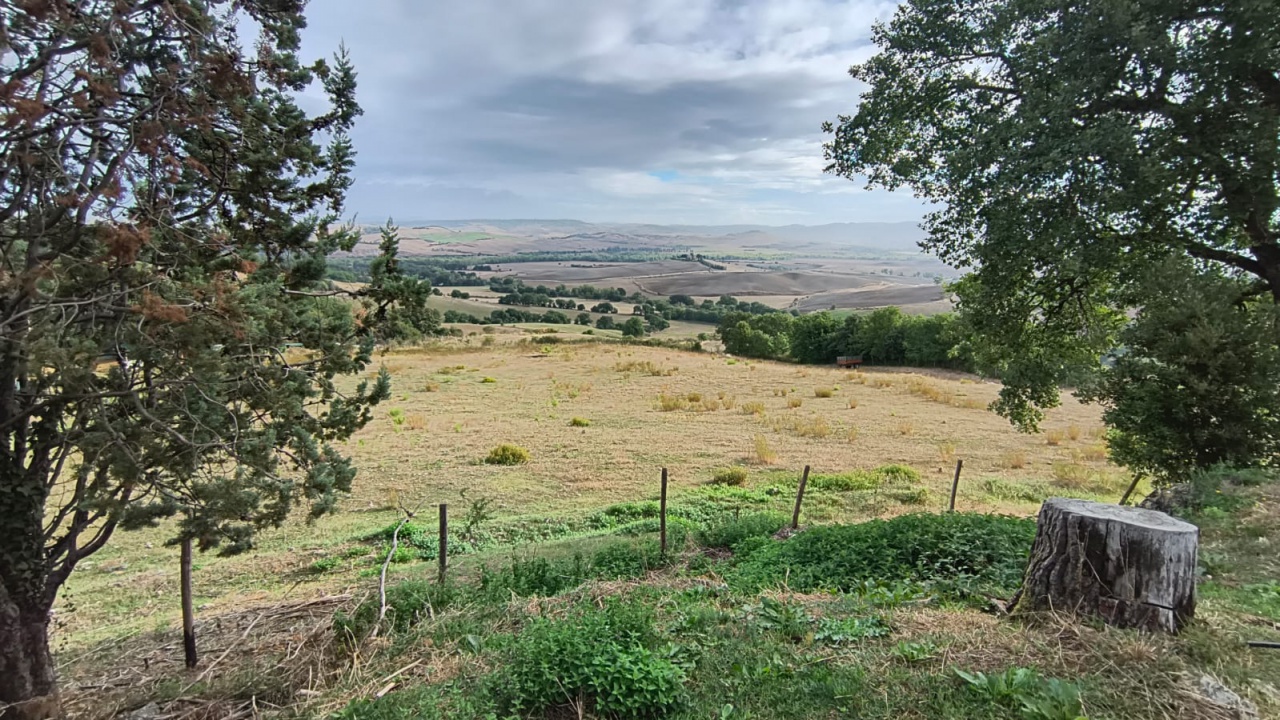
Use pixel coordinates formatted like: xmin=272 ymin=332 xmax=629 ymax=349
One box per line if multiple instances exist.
xmin=1119 ymin=475 xmax=1143 ymax=506
xmin=948 ymin=459 xmax=964 ymax=512
xmin=438 ymin=503 xmax=448 ymax=583
xmin=180 ymin=537 xmax=197 ymax=669
xmin=660 ymin=468 xmax=668 ymax=556
xmin=792 ymin=465 xmax=811 ymax=529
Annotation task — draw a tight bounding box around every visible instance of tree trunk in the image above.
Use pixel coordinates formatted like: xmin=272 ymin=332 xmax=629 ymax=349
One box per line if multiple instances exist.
xmin=0 ymin=593 xmax=60 ymax=720
xmin=181 ymin=537 xmax=197 ymax=669
xmin=1010 ymin=498 xmax=1198 ymax=633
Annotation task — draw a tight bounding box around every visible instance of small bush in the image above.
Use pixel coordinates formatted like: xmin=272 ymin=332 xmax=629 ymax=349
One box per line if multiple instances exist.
xmin=751 ymin=434 xmax=778 ymax=465
xmin=1066 ymin=424 xmax=1082 ymax=441
xmin=815 ymin=387 xmax=835 ymax=398
xmin=700 ymin=512 xmax=787 ymax=550
xmin=308 ymin=556 xmax=339 ymax=574
xmin=877 ymin=464 xmax=921 ymax=483
xmin=498 ymin=602 xmax=686 ymax=718
xmin=728 ymin=512 xmax=1036 ymax=596
xmin=334 ymin=580 xmax=458 ymax=640
xmin=697 ymin=397 xmax=722 ymax=412
xmin=711 ymin=467 xmax=748 ymax=486
xmin=1001 ymin=451 xmax=1028 ymax=469
xmin=788 ymin=416 xmax=832 ymax=438
xmin=569 ymin=417 xmax=591 ymax=427
xmin=848 ymin=398 xmax=859 ymax=409
xmin=405 ymin=413 xmax=426 ymax=431
xmin=787 ymin=398 xmax=803 ymax=409
xmin=424 ymin=382 xmax=441 ymax=392
xmin=480 ymin=376 xmax=497 ymax=384
xmin=889 ymin=488 xmax=931 ymax=505
xmin=846 ymin=427 xmax=860 ymax=443
xmin=656 ymin=393 xmax=687 ymax=412
xmin=485 ymin=444 xmax=530 ymax=465
xmin=894 ymin=420 xmax=915 ymax=435
xmin=741 ymin=401 xmax=766 ymax=416
xmin=1045 ymin=429 xmax=1065 ymax=446
xmin=388 ymin=408 xmax=405 ymax=426
xmin=686 ymin=392 xmax=702 ymax=403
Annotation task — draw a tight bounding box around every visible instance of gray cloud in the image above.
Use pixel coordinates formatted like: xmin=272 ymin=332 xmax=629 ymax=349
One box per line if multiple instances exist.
xmin=297 ymin=0 xmax=925 ymax=224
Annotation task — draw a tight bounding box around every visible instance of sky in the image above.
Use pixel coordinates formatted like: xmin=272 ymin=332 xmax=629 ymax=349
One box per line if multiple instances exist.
xmin=296 ymin=0 xmax=928 ymax=226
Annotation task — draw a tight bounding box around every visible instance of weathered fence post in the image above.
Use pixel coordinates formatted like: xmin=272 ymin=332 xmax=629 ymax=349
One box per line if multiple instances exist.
xmin=180 ymin=537 xmax=197 ymax=669
xmin=791 ymin=465 xmax=811 ymax=529
xmin=660 ymin=468 xmax=669 ymax=556
xmin=1119 ymin=475 xmax=1143 ymax=506
xmin=948 ymin=459 xmax=964 ymax=512
xmin=438 ymin=503 xmax=448 ymax=583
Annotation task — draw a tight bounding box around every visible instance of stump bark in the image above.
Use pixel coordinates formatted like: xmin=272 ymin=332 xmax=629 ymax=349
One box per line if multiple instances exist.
xmin=1010 ymin=498 xmax=1198 ymax=633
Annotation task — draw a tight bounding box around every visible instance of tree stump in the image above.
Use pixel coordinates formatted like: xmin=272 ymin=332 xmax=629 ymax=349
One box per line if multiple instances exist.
xmin=1010 ymin=498 xmax=1198 ymax=633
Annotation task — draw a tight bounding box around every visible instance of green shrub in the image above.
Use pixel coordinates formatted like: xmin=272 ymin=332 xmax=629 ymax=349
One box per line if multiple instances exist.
xmin=569 ymin=417 xmax=591 ymax=427
xmin=587 ymin=501 xmax=660 ymax=529
xmin=308 ymin=556 xmax=339 ymax=574
xmin=700 ymin=513 xmax=787 ymax=550
xmin=710 ymin=467 xmax=748 ymax=486
xmin=591 ymin=539 xmax=666 ymax=578
xmin=727 ymin=512 xmax=1036 ymax=596
xmin=498 ymin=601 xmax=686 ymax=718
xmin=876 ymin=464 xmax=921 ymax=483
xmin=982 ymin=478 xmax=1049 ymax=503
xmin=888 ymin=488 xmax=931 ymax=505
xmin=485 ymin=444 xmax=529 ymax=465
xmin=334 ymin=580 xmax=458 ymax=640
xmin=480 ymin=555 xmax=589 ymax=598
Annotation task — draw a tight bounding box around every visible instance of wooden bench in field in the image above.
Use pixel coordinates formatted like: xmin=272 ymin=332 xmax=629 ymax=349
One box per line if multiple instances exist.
xmin=836 ymin=355 xmax=863 ymax=369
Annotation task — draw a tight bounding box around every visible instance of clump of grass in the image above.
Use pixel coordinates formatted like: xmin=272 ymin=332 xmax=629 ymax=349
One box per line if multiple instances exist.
xmin=889 ymin=488 xmax=931 ymax=505
xmin=773 ymin=388 xmax=788 ymax=397
xmin=982 ymin=477 xmax=1047 ymax=503
xmin=846 ymin=427 xmax=859 ymax=443
xmin=847 ymin=398 xmax=858 ymax=409
xmin=956 ymin=397 xmax=987 ymax=410
xmin=481 ymin=376 xmax=497 ymax=384
xmin=741 ymin=401 xmax=766 ymax=416
xmin=388 ymin=408 xmax=406 ymax=427
xmin=656 ymin=393 xmax=688 ymax=412
xmin=697 ymin=397 xmax=722 ymax=412
xmin=787 ymin=398 xmax=803 ymax=409
xmin=1051 ymin=462 xmax=1090 ymax=489
xmin=686 ymin=392 xmax=702 ymax=403
xmin=614 ymin=360 xmax=676 ymax=376
xmin=894 ymin=420 xmax=915 ymax=436
xmin=788 ymin=416 xmax=832 ymax=439
xmin=405 ymin=413 xmax=427 ymax=431
xmin=485 ymin=444 xmax=530 ymax=466
xmin=424 ymin=382 xmax=441 ymax=392
xmin=569 ymin=417 xmax=591 ymax=427
xmin=1045 ymin=429 xmax=1065 ymax=446
xmin=871 ymin=378 xmax=894 ymax=389
xmin=1081 ymin=443 xmax=1108 ymax=461
xmin=751 ymin=434 xmax=778 ymax=465
xmin=1087 ymin=425 xmax=1107 ymax=439
xmin=1067 ymin=424 xmax=1082 ymax=441
xmin=906 ymin=377 xmax=954 ymax=405
xmin=938 ymin=441 xmax=956 ymax=464
xmin=1001 ymin=451 xmax=1028 ymax=470
xmin=814 ymin=387 xmax=835 ymax=398
xmin=710 ymin=467 xmax=749 ymax=486
xmin=846 ymin=371 xmax=865 ymax=383
xmin=718 ymin=393 xmax=737 ymax=410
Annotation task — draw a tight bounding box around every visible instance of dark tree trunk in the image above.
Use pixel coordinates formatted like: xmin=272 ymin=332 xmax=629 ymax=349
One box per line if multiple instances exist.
xmin=181 ymin=537 xmax=197 ymax=669
xmin=0 ymin=591 xmax=59 ymax=720
xmin=1010 ymin=498 xmax=1198 ymax=633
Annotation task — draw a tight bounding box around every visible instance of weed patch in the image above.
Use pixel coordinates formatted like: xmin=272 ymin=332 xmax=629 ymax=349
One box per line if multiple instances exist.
xmin=485 ymin=444 xmax=530 ymax=465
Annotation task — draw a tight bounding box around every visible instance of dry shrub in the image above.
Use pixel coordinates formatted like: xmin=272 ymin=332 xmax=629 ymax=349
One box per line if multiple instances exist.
xmin=938 ymin=441 xmax=956 ymax=464
xmin=1051 ymin=462 xmax=1091 ymax=489
xmin=425 ymin=382 xmax=441 ymax=392
xmin=846 ymin=371 xmax=865 ymax=383
xmin=686 ymin=392 xmax=703 ymax=403
xmin=1081 ymin=443 xmax=1108 ymax=462
xmin=846 ymin=427 xmax=859 ymax=443
xmin=847 ymin=398 xmax=858 ymax=409
xmin=1001 ymin=451 xmax=1028 ymax=470
xmin=719 ymin=395 xmax=737 ymax=410
xmin=789 ymin=416 xmax=831 ymax=439
xmin=773 ymin=388 xmax=788 ymax=397
xmin=741 ymin=401 xmax=766 ymax=416
xmin=1067 ymin=424 xmax=1083 ymax=441
xmin=405 ymin=413 xmax=427 ymax=431
xmin=894 ymin=421 xmax=915 ymax=436
xmin=871 ymin=378 xmax=894 ymax=389
xmin=656 ymin=393 xmax=687 ymax=412
xmin=955 ymin=397 xmax=987 ymax=410
xmin=787 ymin=398 xmax=803 ymax=409
xmin=615 ymin=360 xmax=676 ymax=376
xmin=751 ymin=434 xmax=778 ymax=465
xmin=1045 ymin=429 xmax=1066 ymax=446
xmin=1087 ymin=425 xmax=1107 ymax=439
xmin=698 ymin=398 xmax=722 ymax=412
xmin=906 ymin=377 xmax=954 ymax=405
xmin=711 ymin=467 xmax=748 ymax=486
xmin=814 ymin=387 xmax=835 ymax=398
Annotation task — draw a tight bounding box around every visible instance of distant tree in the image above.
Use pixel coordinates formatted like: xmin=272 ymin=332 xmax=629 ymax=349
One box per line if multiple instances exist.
xmin=575 ymin=312 xmax=593 ymax=326
xmin=645 ymin=314 xmax=670 ymax=332
xmin=620 ymin=317 xmax=646 ymax=337
xmin=542 ymin=311 xmax=570 ymax=325
xmin=591 ymin=302 xmax=617 ymax=314
xmin=716 ymin=295 xmax=739 ymax=307
xmin=0 ymin=2 xmax=417 ymax=711
xmin=825 ymin=0 xmax=1280 ymax=432
xmin=450 ymin=289 xmax=471 ymax=299
xmin=596 ymin=316 xmax=616 ymax=330
xmin=788 ymin=313 xmax=841 ymax=364
xmin=857 ymin=308 xmax=907 ymax=364
xmin=669 ymin=294 xmax=696 ymax=306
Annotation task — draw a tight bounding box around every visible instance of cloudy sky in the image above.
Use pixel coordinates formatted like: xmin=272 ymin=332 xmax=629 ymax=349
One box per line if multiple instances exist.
xmin=297 ymin=0 xmax=927 ymax=225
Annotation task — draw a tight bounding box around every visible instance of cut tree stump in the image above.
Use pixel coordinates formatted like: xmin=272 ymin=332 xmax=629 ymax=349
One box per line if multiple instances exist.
xmin=1010 ymin=498 xmax=1198 ymax=633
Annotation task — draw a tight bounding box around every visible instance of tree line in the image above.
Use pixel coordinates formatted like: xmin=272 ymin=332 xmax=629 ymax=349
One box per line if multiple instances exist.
xmin=717 ymin=308 xmax=971 ymax=369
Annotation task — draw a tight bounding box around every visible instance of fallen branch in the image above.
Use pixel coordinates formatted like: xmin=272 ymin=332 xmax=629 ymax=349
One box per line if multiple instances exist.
xmin=371 ymin=500 xmax=426 ymax=639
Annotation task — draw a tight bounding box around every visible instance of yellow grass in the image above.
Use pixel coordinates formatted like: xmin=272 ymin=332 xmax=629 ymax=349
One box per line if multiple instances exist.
xmin=1001 ymin=451 xmax=1028 ymax=470
xmin=895 ymin=420 xmax=916 ymax=436
xmin=787 ymin=398 xmax=803 ymax=409
xmin=1051 ymin=462 xmax=1091 ymax=489
xmin=751 ymin=434 xmax=779 ymax=465
xmin=846 ymin=427 xmax=860 ymax=443
xmin=938 ymin=441 xmax=956 ymax=465
xmin=741 ymin=401 xmax=766 ymax=416
xmin=1045 ymin=429 xmax=1065 ymax=446
xmin=656 ymin=393 xmax=687 ymax=412
xmin=848 ymin=398 xmax=858 ymax=409
xmin=1067 ymin=424 xmax=1082 ymax=441
xmin=1081 ymin=443 xmax=1109 ymax=462
xmin=814 ymin=387 xmax=835 ymax=398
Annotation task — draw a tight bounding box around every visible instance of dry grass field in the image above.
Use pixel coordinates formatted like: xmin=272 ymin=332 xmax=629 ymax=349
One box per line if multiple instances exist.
xmin=53 ymin=340 xmax=1122 ymax=653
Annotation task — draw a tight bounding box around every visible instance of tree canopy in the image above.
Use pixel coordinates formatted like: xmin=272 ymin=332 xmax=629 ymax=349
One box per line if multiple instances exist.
xmin=0 ymin=1 xmax=424 ymax=711
xmin=825 ymin=0 xmax=1280 ymax=435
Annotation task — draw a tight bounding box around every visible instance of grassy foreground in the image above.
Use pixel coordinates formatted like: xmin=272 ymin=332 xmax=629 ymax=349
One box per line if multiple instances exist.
xmin=51 ymin=339 xmax=1278 ymax=718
